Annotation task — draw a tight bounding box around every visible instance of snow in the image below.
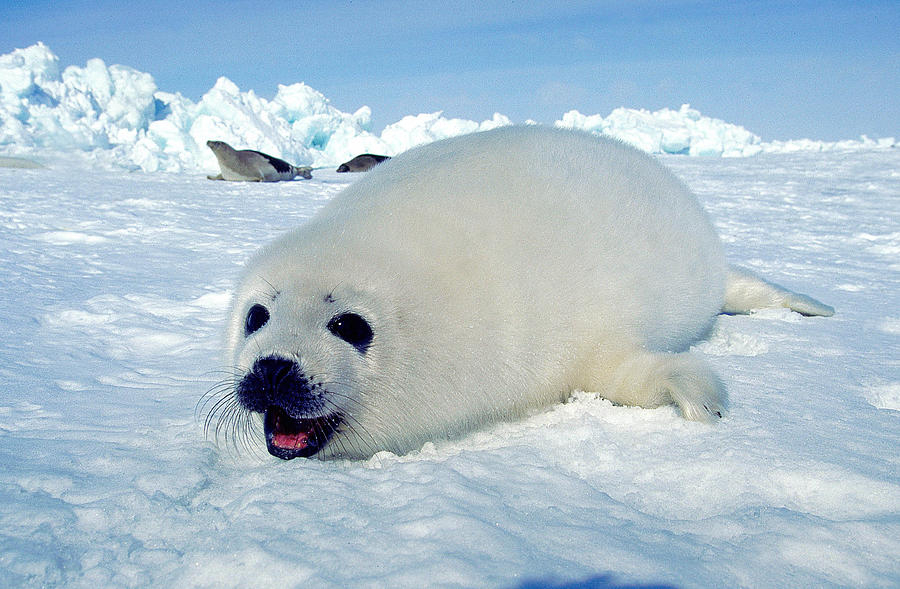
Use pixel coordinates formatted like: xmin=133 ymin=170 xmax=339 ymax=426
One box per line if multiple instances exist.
xmin=1 ymin=144 xmax=898 ymax=587
xmin=2 ymin=43 xmax=895 ymax=174
xmin=1 ymin=39 xmax=899 ymax=588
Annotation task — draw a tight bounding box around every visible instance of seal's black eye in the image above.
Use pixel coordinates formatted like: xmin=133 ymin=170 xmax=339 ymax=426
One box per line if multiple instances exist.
xmin=245 ymin=304 xmax=270 ymax=336
xmin=327 ymin=313 xmax=373 ymax=353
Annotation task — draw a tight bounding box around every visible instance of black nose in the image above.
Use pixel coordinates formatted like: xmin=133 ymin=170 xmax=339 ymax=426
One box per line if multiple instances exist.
xmin=255 ymin=356 xmax=295 ymax=388
xmin=237 ymin=356 xmax=301 ymax=412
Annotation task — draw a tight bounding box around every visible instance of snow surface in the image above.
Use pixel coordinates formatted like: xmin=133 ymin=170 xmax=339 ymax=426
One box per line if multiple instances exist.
xmin=0 ymin=144 xmax=898 ymax=587
xmin=1 ymin=43 xmax=896 ymax=175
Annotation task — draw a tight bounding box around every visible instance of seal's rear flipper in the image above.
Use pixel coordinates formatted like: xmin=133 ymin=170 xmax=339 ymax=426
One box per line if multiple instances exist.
xmin=723 ymin=266 xmax=834 ymax=317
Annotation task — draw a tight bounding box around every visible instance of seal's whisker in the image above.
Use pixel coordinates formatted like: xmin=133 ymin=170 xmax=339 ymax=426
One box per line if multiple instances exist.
xmin=197 ymin=385 xmax=235 ymax=421
xmin=201 ymin=388 xmax=238 ymax=429
xmin=259 ymin=277 xmax=280 ymax=299
xmin=320 ymin=398 xmax=378 ymax=459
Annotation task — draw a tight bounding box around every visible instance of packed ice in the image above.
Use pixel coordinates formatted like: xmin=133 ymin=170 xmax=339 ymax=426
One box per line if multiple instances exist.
xmin=1 ymin=43 xmax=895 ymax=173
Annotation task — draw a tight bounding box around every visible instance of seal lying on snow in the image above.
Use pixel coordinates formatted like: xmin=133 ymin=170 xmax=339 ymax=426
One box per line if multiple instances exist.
xmin=206 ymin=140 xmax=312 ymax=182
xmin=209 ymin=126 xmax=833 ymax=460
xmin=0 ymin=156 xmax=44 ymax=169
xmin=336 ymin=153 xmax=391 ymax=173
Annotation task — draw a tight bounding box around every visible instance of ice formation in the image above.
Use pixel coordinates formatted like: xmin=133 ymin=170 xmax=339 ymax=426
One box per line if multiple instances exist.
xmin=0 ymin=43 xmax=895 ymax=172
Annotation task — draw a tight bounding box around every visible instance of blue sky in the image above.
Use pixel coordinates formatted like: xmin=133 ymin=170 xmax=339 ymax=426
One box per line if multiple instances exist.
xmin=2 ymin=0 xmax=897 ymax=141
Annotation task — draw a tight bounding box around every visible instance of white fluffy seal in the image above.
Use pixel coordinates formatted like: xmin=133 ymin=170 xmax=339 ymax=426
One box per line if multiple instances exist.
xmin=206 ymin=140 xmax=312 ymax=182
xmin=212 ymin=126 xmax=833 ymax=460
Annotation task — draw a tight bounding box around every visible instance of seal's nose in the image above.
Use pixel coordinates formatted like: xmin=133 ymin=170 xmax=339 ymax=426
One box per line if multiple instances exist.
xmin=254 ymin=356 xmax=296 ymax=394
xmin=236 ymin=356 xmax=300 ymax=412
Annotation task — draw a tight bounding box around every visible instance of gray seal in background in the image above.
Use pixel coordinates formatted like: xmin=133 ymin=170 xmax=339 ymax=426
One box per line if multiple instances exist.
xmin=206 ymin=140 xmax=312 ymax=181
xmin=336 ymin=153 xmax=391 ymax=173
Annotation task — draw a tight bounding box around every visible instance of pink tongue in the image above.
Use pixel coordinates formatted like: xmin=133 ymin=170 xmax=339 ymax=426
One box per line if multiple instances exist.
xmin=273 ymin=430 xmax=310 ymax=450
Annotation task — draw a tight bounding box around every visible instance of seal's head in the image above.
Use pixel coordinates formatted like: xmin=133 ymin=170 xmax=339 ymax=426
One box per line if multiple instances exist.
xmin=235 ymin=309 xmax=372 ymax=459
xmin=206 ymin=139 xmax=228 ymax=151
xmin=235 ymin=293 xmax=369 ymax=459
xmin=210 ymin=223 xmax=421 ymax=460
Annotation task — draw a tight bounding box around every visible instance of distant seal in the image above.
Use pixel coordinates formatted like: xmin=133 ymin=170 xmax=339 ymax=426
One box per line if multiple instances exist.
xmin=0 ymin=156 xmax=44 ymax=169
xmin=211 ymin=126 xmax=833 ymax=460
xmin=336 ymin=153 xmax=391 ymax=173
xmin=206 ymin=140 xmax=312 ymax=182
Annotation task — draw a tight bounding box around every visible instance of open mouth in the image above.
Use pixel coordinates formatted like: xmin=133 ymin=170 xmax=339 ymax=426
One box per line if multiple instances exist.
xmin=263 ymin=406 xmax=342 ymax=460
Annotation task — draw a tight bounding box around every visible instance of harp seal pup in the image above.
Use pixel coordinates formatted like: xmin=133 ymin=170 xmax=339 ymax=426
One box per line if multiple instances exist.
xmin=218 ymin=126 xmax=833 ymax=460
xmin=206 ymin=140 xmax=312 ymax=182
xmin=336 ymin=153 xmax=391 ymax=173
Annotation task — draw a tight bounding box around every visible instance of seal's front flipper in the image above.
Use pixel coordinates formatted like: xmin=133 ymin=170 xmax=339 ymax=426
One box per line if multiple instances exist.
xmin=602 ymin=351 xmax=726 ymax=422
xmin=723 ymin=266 xmax=834 ymax=317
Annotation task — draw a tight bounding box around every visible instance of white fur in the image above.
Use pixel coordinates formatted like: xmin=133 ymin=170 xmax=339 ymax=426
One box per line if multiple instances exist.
xmin=225 ymin=126 xmax=830 ymax=459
